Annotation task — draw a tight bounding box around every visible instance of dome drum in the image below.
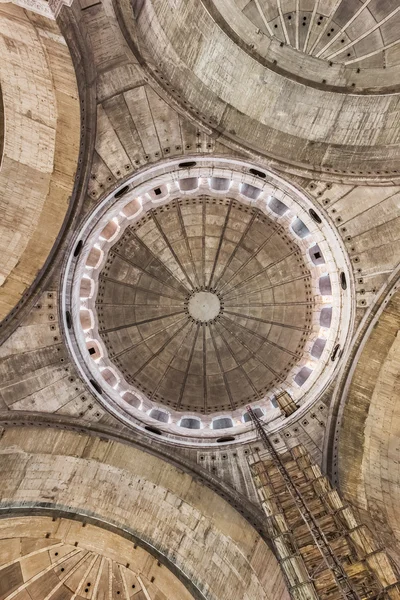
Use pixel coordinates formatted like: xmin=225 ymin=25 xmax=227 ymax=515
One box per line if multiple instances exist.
xmin=62 ymin=158 xmax=352 ymax=444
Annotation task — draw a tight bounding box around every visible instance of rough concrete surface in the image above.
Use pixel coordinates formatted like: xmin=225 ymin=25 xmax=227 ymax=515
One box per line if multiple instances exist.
xmin=1 ymin=0 xmax=400 ymax=596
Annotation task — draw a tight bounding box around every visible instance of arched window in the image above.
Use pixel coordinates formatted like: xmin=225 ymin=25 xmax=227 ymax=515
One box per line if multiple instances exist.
xmin=320 ymin=306 xmax=332 ymax=328
xmin=99 ymin=220 xmax=119 ymax=241
xmin=210 ymin=177 xmax=230 ymax=191
xmin=80 ymin=308 xmax=94 ymax=331
xmin=86 ymin=246 xmax=103 ymax=269
xmin=309 ymin=244 xmax=325 ymax=265
xmin=311 ymin=338 xmax=327 ymax=359
xmin=179 ymin=177 xmax=198 ymax=191
xmin=180 ymin=417 xmax=201 ymax=429
xmin=101 ymin=368 xmax=119 ymax=388
xmin=319 ymin=274 xmax=332 ymax=295
xmin=292 ymin=218 xmax=310 ymax=239
xmin=243 ymin=407 xmax=264 ymax=423
xmin=149 ymin=184 xmax=168 ymax=200
xmin=212 ymin=417 xmax=233 ymax=430
xmin=270 ymin=396 xmax=279 ymax=409
xmin=80 ymin=276 xmax=94 ymax=299
xmin=240 ymin=183 xmax=261 ymax=199
xmin=86 ymin=340 xmax=102 ymax=360
xmin=267 ymin=196 xmax=288 ymax=216
xmin=149 ymin=409 xmax=169 ymax=423
xmin=294 ymin=366 xmax=312 ymax=387
xmin=122 ymin=392 xmax=141 ymax=409
xmin=121 ymin=198 xmax=142 ymax=218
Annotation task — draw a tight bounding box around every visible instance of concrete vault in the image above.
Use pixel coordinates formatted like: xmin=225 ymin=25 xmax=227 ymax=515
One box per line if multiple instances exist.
xmin=1 ymin=0 xmax=400 ymax=597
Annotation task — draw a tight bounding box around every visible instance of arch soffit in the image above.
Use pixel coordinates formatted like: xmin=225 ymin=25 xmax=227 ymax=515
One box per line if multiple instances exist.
xmin=0 ymin=3 xmax=80 ymax=322
xmin=0 ymin=425 xmax=289 ymax=600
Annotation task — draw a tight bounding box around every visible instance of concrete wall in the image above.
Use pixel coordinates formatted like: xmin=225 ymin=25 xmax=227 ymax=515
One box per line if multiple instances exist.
xmin=0 ymin=84 xmax=4 ymax=168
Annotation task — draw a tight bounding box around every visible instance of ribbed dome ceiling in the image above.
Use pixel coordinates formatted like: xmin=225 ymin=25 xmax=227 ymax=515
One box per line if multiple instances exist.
xmin=96 ymin=198 xmax=313 ymax=414
xmin=239 ymin=0 xmax=400 ymax=67
xmin=0 ymin=517 xmax=191 ymax=600
xmin=0 ymin=543 xmax=145 ymax=598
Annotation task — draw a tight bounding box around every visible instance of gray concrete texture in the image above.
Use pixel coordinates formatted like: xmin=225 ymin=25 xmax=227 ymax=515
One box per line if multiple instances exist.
xmin=97 ymin=199 xmax=312 ymax=413
xmin=1 ymin=0 xmax=400 ymax=595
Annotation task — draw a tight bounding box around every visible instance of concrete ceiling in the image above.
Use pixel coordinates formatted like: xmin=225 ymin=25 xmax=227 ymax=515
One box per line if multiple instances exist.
xmin=0 ymin=427 xmax=289 ymax=600
xmin=0 ymin=0 xmax=400 ymax=593
xmin=233 ymin=0 xmax=400 ymax=69
xmin=96 ymin=198 xmax=312 ymax=413
xmin=0 ymin=3 xmax=80 ymax=322
xmin=0 ymin=85 xmax=3 ymax=170
xmin=331 ymin=287 xmax=400 ymax=569
xmin=124 ymin=0 xmax=400 ymax=176
xmin=0 ymin=516 xmax=193 ymax=600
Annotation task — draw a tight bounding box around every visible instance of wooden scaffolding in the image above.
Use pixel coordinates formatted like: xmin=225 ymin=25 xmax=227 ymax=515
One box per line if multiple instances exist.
xmin=246 ymin=407 xmax=400 ymax=600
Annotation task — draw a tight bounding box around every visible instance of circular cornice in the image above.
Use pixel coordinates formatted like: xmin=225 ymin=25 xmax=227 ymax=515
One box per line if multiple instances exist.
xmin=62 ymin=156 xmax=353 ymax=446
xmin=0 ymin=84 xmax=4 ymax=168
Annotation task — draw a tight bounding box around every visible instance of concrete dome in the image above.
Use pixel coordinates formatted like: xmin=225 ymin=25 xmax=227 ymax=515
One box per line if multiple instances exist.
xmin=225 ymin=0 xmax=400 ymax=73
xmin=65 ymin=158 xmax=349 ymax=442
xmin=96 ymin=198 xmax=313 ymax=413
xmin=2 ymin=0 xmax=400 ymax=590
xmin=122 ymin=0 xmax=400 ymax=177
xmin=0 ymin=516 xmax=192 ymax=600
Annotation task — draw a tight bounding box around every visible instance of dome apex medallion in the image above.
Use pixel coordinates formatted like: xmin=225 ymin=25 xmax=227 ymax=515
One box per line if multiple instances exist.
xmin=187 ymin=289 xmax=222 ymax=323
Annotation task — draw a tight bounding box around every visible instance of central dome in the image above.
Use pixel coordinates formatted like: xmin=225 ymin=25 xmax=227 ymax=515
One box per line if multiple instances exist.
xmin=96 ymin=197 xmax=313 ymax=414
